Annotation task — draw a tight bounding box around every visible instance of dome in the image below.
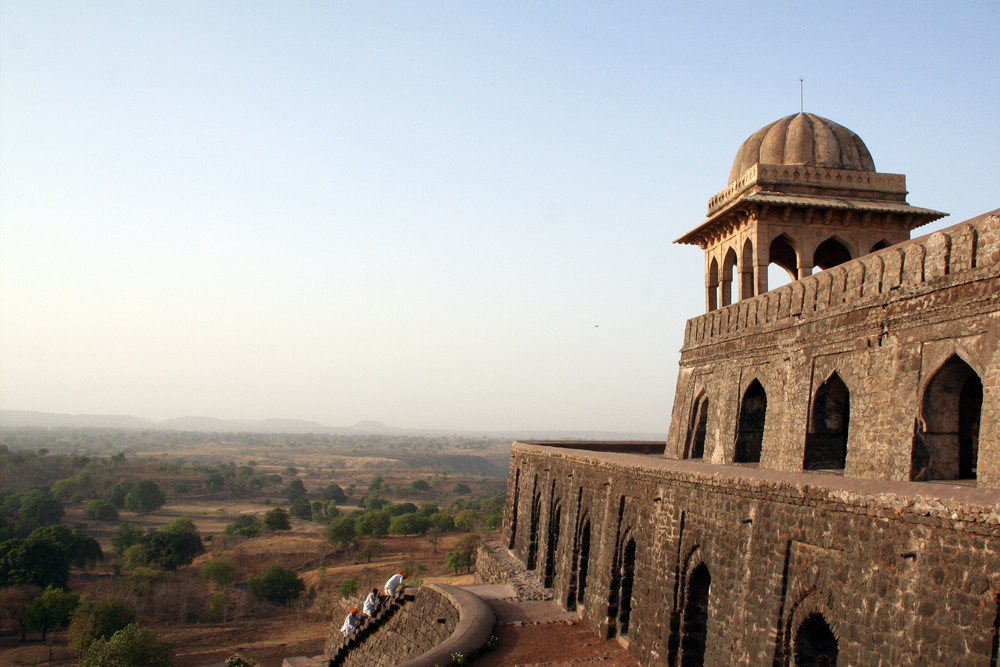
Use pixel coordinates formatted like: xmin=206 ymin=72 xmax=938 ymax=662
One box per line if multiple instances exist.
xmin=728 ymin=113 xmax=876 ymax=184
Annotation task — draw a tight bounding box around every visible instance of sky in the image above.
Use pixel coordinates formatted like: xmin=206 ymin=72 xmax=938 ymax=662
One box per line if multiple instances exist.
xmin=1 ymin=2 xmax=997 ymax=434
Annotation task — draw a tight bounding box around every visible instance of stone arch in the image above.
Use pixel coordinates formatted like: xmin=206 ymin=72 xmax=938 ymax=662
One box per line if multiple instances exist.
xmin=707 ymin=257 xmax=719 ymax=311
xmin=722 ymin=247 xmax=738 ymax=307
xmin=735 ymin=379 xmax=767 ymax=464
xmin=526 ymin=483 xmax=542 ymax=570
xmin=678 ymin=556 xmax=712 ymax=666
xmin=804 ymin=372 xmax=850 ymax=471
xmin=685 ymin=391 xmax=710 ymax=459
xmin=769 ymin=234 xmax=799 ymax=290
xmin=794 ymin=613 xmax=839 ymax=666
xmin=813 ymin=235 xmax=853 ymax=270
xmin=870 ymin=239 xmax=891 ymax=252
xmin=617 ymin=535 xmax=637 ymax=636
xmin=543 ymin=494 xmax=562 ymax=588
xmin=507 ymin=468 xmax=520 ymax=549
xmin=912 ymin=354 xmax=983 ymax=481
xmin=740 ymin=238 xmax=755 ymax=299
xmin=567 ymin=511 xmax=591 ymax=611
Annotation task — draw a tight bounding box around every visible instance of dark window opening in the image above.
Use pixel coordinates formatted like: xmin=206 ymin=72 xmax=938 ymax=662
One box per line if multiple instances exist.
xmin=794 ymin=613 xmax=839 ymax=667
xmin=735 ymin=380 xmax=767 ymax=463
xmin=814 ymin=237 xmax=852 ymax=270
xmin=870 ymin=239 xmax=890 ymax=252
xmin=686 ymin=394 xmax=709 ymax=459
xmin=507 ymin=469 xmax=520 ymax=549
xmin=526 ymin=491 xmax=541 ymax=570
xmin=617 ymin=538 xmax=637 ymax=636
xmin=912 ymin=355 xmax=982 ymax=481
xmin=544 ymin=503 xmax=561 ymax=588
xmin=680 ymin=563 xmax=711 ymax=666
xmin=804 ymin=373 xmax=850 ymax=471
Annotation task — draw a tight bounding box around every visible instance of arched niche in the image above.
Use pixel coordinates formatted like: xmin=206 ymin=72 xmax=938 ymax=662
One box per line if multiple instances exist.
xmin=768 ymin=234 xmax=798 ymax=291
xmin=735 ymin=380 xmax=767 ymax=464
xmin=804 ymin=373 xmax=850 ymax=471
xmin=685 ymin=392 xmax=709 ymax=459
xmin=793 ymin=613 xmax=839 ymax=667
xmin=814 ymin=236 xmax=853 ymax=270
xmin=707 ymin=257 xmax=720 ymax=311
xmin=912 ymin=355 xmax=982 ymax=481
xmin=679 ymin=562 xmax=712 ymax=666
xmin=722 ymin=247 xmax=738 ymax=307
xmin=740 ymin=238 xmax=755 ymax=299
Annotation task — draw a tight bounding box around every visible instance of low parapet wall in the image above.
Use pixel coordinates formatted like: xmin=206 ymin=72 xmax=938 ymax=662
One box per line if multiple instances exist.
xmin=325 ymin=584 xmax=495 ymax=667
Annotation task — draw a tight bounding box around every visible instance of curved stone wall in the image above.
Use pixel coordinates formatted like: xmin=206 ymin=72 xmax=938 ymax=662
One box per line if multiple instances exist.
xmin=325 ymin=584 xmax=495 ymax=667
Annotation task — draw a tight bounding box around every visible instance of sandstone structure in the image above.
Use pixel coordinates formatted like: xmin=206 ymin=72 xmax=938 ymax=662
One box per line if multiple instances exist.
xmin=488 ymin=114 xmax=1000 ymax=666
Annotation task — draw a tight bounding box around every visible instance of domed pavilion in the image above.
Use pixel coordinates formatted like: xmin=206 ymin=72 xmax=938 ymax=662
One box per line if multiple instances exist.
xmin=675 ymin=113 xmax=946 ymax=311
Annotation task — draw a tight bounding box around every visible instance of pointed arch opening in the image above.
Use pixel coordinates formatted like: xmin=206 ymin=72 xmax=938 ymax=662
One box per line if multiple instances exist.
xmin=617 ymin=537 xmax=637 ymax=636
xmin=768 ymin=234 xmax=798 ymax=291
xmin=722 ymin=248 xmax=738 ymax=307
xmin=707 ymin=258 xmax=719 ymax=312
xmin=568 ymin=515 xmax=591 ymax=610
xmin=679 ymin=563 xmax=711 ymax=666
xmin=526 ymin=489 xmax=541 ymax=570
xmin=685 ymin=392 xmax=709 ymax=459
xmin=804 ymin=373 xmax=850 ymax=471
xmin=912 ymin=355 xmax=982 ymax=481
xmin=793 ymin=613 xmax=839 ymax=667
xmin=870 ymin=239 xmax=891 ymax=252
xmin=735 ymin=380 xmax=767 ymax=464
xmin=814 ymin=237 xmax=852 ymax=270
xmin=740 ymin=238 xmax=755 ymax=299
xmin=543 ymin=500 xmax=561 ymax=588
xmin=507 ymin=469 xmax=520 ymax=549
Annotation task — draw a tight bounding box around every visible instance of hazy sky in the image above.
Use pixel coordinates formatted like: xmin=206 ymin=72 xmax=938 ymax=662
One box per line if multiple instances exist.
xmin=1 ymin=2 xmax=997 ymax=433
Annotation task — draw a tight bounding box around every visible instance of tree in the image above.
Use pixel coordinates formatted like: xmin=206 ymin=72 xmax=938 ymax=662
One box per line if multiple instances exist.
xmin=285 ymin=478 xmax=306 ymax=502
xmin=18 ymin=489 xmax=64 ymax=527
xmin=143 ymin=527 xmax=204 ymax=571
xmin=368 ymin=476 xmax=387 ymax=492
xmin=203 ymin=473 xmax=226 ymax=493
xmin=80 ymin=623 xmax=174 ymax=667
xmin=28 ymin=585 xmax=80 ymax=640
xmin=453 ymin=483 xmax=471 ymax=495
xmin=263 ymin=507 xmax=290 ymax=531
xmin=83 ymin=499 xmax=119 ymax=522
xmin=325 ymin=516 xmax=356 ymax=547
xmin=224 ymin=515 xmax=262 ymax=539
xmin=68 ymin=596 xmax=137 ymax=654
xmin=355 ymin=510 xmax=390 ymax=537
xmin=289 ymin=496 xmax=312 ymax=520
xmin=430 ymin=512 xmax=456 ymax=532
xmin=362 ymin=495 xmax=387 ymax=511
xmin=107 ymin=481 xmax=133 ymax=508
xmin=321 ymin=483 xmax=347 ymax=503
xmin=444 ymin=550 xmax=471 ymax=574
xmin=30 ymin=524 xmax=103 ymax=568
xmin=0 ymin=534 xmax=70 ymax=589
xmin=124 ymin=480 xmax=166 ymax=514
xmin=484 ymin=511 xmax=502 ymax=531
xmin=0 ymin=585 xmax=40 ymax=641
xmin=455 ymin=509 xmax=478 ymax=532
xmin=246 ymin=565 xmax=304 ymax=606
xmin=360 ymin=541 xmax=382 ymax=563
xmin=410 ymin=479 xmax=430 ymax=492
xmin=200 ymin=558 xmax=238 ymax=589
xmin=111 ymin=524 xmax=145 ymax=557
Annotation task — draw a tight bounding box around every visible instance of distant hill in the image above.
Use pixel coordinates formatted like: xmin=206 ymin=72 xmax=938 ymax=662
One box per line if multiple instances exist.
xmin=0 ymin=410 xmax=666 ymax=441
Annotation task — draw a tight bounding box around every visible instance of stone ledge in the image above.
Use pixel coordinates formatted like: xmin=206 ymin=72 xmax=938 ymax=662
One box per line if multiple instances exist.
xmin=396 ymin=584 xmax=496 ymax=667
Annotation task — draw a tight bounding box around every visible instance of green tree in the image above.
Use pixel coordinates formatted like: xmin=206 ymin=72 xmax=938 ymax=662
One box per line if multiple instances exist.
xmin=453 ymin=483 xmax=471 ymax=495
xmin=355 ymin=510 xmax=390 ymax=537
xmin=107 ymin=481 xmax=134 ymax=508
xmin=430 ymin=512 xmax=456 ymax=532
xmin=368 ymin=476 xmax=388 ymax=492
xmin=83 ymin=499 xmax=119 ymax=522
xmin=200 ymin=558 xmax=237 ymax=589
xmin=0 ymin=534 xmax=70 ymax=589
xmin=484 ymin=511 xmax=502 ymax=531
xmin=28 ymin=585 xmax=80 ymax=640
xmin=263 ymin=507 xmax=290 ymax=531
xmin=223 ymin=515 xmax=262 ymax=539
xmin=444 ymin=550 xmax=471 ymax=574
xmin=360 ymin=541 xmax=382 ymax=563
xmin=19 ymin=489 xmax=64 ymax=527
xmin=246 ymin=565 xmax=304 ymax=606
xmin=80 ymin=623 xmax=174 ymax=667
xmin=417 ymin=503 xmax=439 ymax=517
xmin=325 ymin=516 xmax=355 ymax=547
xmin=111 ymin=524 xmax=145 ymax=557
xmin=68 ymin=596 xmax=136 ymax=655
xmin=285 ymin=478 xmax=306 ymax=502
xmin=289 ymin=496 xmax=312 ymax=520
xmin=409 ymin=479 xmax=430 ymax=492
xmin=455 ymin=509 xmax=478 ymax=532
xmin=30 ymin=524 xmax=103 ymax=568
xmin=362 ymin=495 xmax=387 ymax=511
xmin=124 ymin=481 xmax=166 ymax=514
xmin=203 ymin=473 xmax=226 ymax=493
xmin=321 ymin=483 xmax=347 ymax=503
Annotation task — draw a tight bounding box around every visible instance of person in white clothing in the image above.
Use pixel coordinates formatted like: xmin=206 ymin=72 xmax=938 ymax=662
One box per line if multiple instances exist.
xmin=384 ymin=571 xmax=407 ymax=597
xmin=362 ymin=588 xmax=381 ymax=617
xmin=340 ymin=608 xmax=360 ymax=636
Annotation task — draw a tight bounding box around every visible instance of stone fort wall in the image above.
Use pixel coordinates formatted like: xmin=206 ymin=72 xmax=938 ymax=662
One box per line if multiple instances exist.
xmin=502 ymin=443 xmax=1000 ymax=666
xmin=667 ymin=210 xmax=1000 ymax=487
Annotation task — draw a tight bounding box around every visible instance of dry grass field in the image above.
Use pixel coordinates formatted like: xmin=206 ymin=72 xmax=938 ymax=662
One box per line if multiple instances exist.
xmin=0 ymin=430 xmax=509 ymax=666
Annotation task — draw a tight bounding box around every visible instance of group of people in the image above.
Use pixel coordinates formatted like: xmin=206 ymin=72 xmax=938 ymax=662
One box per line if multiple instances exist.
xmin=340 ymin=571 xmax=408 ymax=637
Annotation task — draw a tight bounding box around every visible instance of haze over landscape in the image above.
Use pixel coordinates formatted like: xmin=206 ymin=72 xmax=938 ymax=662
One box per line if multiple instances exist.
xmin=1 ymin=2 xmax=997 ymax=434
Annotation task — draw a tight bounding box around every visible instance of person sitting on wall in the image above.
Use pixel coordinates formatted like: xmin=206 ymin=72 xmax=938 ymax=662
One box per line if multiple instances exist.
xmin=384 ymin=571 xmax=407 ymax=597
xmin=363 ymin=588 xmax=381 ymax=617
xmin=340 ymin=608 xmax=360 ymax=637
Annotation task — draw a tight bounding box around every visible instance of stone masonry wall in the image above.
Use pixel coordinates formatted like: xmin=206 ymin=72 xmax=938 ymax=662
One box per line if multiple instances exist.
xmin=666 ymin=210 xmax=1000 ymax=488
xmin=326 ymin=587 xmax=458 ymax=667
xmin=501 ymin=444 xmax=1000 ymax=666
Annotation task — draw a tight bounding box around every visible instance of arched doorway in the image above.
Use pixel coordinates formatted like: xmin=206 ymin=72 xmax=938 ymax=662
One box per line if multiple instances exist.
xmin=912 ymin=355 xmax=982 ymax=480
xmin=793 ymin=613 xmax=838 ymax=666
xmin=708 ymin=258 xmax=719 ymax=311
xmin=679 ymin=563 xmax=712 ymax=666
xmin=814 ymin=237 xmax=852 ymax=270
xmin=686 ymin=393 xmax=709 ymax=459
xmin=741 ymin=239 xmax=755 ymax=299
xmin=804 ymin=373 xmax=850 ymax=470
xmin=617 ymin=538 xmax=636 ymax=636
xmin=768 ymin=234 xmax=798 ymax=290
xmin=526 ymin=489 xmax=541 ymax=570
xmin=567 ymin=517 xmax=591 ymax=610
xmin=722 ymin=248 xmax=738 ymax=306
xmin=507 ymin=469 xmax=520 ymax=549
xmin=735 ymin=380 xmax=767 ymax=463
xmin=544 ymin=502 xmax=561 ymax=588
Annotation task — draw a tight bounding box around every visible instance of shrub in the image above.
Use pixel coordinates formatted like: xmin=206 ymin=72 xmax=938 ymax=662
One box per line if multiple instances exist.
xmin=325 ymin=516 xmax=356 ymax=547
xmin=223 ymin=515 xmax=262 ymax=539
xmin=111 ymin=524 xmax=145 ymax=557
xmin=83 ymin=499 xmax=119 ymax=522
xmin=124 ymin=481 xmax=166 ymax=514
xmin=454 ymin=509 xmax=478 ymax=532
xmin=289 ymin=497 xmax=312 ymax=520
xmin=200 ymin=558 xmax=238 ymax=589
xmin=262 ymin=507 xmax=290 ymax=531
xmin=246 ymin=565 xmax=304 ymax=606
xmin=321 ymin=484 xmax=346 ymax=503
xmin=80 ymin=623 xmax=174 ymax=667
xmin=339 ymin=578 xmax=358 ymax=599
xmin=28 ymin=585 xmax=80 ymax=640
xmin=68 ymin=596 xmax=136 ymax=654
xmin=453 ymin=483 xmax=471 ymax=495
xmin=285 ymin=478 xmax=306 ymax=502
